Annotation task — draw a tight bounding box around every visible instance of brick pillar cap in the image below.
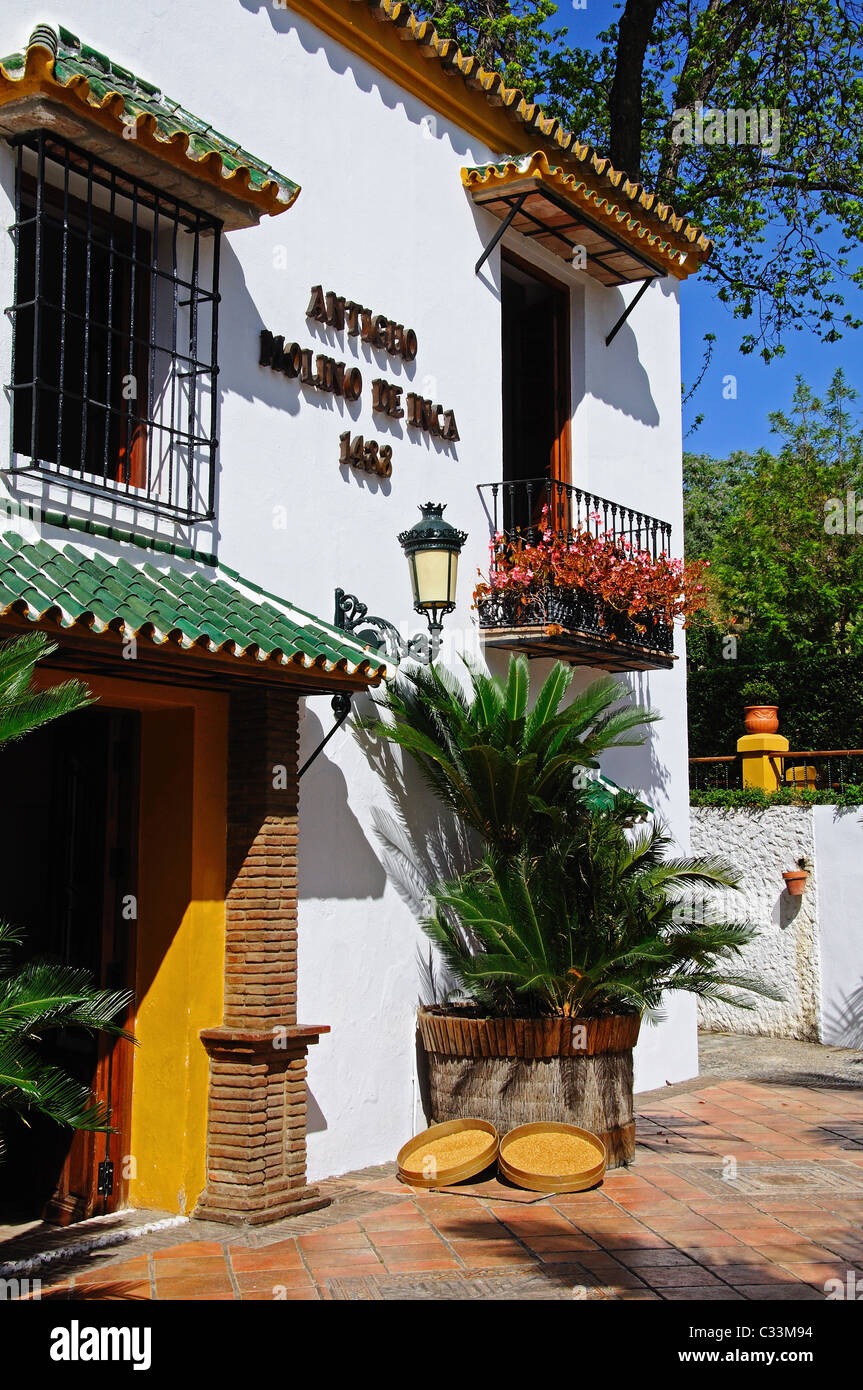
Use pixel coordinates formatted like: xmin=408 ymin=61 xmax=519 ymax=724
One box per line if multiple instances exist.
xmin=200 ymin=1025 xmax=330 ymax=1047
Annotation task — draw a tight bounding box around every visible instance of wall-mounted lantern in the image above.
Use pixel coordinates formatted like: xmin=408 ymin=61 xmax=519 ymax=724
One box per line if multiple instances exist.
xmin=335 ymin=503 xmax=467 ymax=665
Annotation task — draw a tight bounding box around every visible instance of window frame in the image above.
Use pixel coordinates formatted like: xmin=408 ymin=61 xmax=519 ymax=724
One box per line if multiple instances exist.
xmin=6 ymin=131 xmax=222 ymax=522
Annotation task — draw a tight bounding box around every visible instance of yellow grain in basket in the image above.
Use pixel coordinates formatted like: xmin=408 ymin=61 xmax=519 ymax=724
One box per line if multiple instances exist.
xmin=502 ymin=1131 xmax=600 ymax=1176
xmin=401 ymin=1129 xmax=492 ymax=1174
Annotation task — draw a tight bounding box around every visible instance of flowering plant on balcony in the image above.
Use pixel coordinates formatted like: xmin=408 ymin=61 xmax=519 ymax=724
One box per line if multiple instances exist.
xmin=474 ymin=511 xmax=709 ymax=637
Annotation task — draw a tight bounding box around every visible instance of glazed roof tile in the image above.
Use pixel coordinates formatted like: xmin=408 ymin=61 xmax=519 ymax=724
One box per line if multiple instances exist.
xmin=462 ymin=151 xmax=707 ymax=281
xmin=0 ymin=532 xmax=391 ymax=685
xmin=0 ymin=23 xmax=299 ymax=223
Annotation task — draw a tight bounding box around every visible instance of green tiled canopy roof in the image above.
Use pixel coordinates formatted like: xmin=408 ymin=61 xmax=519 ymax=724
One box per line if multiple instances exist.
xmin=0 ymin=533 xmax=390 ymax=685
xmin=0 ymin=23 xmax=299 ymax=221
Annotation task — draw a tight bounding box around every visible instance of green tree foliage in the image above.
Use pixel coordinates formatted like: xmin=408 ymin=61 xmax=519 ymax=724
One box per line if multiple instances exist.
xmin=707 ymin=370 xmax=863 ymax=655
xmin=414 ymin=1 xmax=863 ymax=360
xmin=415 ymin=1 xmax=567 ymax=95
xmin=683 ymin=450 xmax=752 ymax=560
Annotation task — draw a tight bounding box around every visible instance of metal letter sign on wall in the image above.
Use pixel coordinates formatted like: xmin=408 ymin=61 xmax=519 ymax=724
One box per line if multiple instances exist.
xmin=258 ymin=284 xmax=460 ymax=477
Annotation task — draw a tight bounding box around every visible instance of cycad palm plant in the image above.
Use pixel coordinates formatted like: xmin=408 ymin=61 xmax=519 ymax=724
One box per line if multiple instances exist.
xmin=360 ymin=655 xmax=656 ymax=854
xmin=0 ymin=631 xmax=133 ymax=1152
xmin=0 ymin=922 xmax=133 ymax=1135
xmin=424 ymin=794 xmax=780 ymax=1019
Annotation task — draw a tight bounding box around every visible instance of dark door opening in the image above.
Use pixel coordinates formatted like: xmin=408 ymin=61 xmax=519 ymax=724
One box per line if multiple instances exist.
xmin=0 ymin=705 xmax=139 ymax=1225
xmin=501 ymin=253 xmax=571 ymax=536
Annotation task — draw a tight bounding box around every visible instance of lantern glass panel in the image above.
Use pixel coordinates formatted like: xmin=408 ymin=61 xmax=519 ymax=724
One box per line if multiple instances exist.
xmin=409 ymin=548 xmax=458 ymax=610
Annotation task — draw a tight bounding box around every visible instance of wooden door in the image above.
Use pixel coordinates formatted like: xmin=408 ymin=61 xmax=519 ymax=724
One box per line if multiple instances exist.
xmin=0 ymin=707 xmax=139 ymax=1224
xmin=501 ymin=252 xmax=571 ymax=537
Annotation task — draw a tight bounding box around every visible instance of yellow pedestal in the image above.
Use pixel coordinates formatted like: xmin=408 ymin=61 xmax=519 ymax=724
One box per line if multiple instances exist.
xmin=737 ymin=733 xmax=789 ymax=792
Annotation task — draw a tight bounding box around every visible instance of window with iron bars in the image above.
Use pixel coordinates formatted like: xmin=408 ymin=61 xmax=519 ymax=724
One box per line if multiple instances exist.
xmin=6 ymin=131 xmax=220 ymax=521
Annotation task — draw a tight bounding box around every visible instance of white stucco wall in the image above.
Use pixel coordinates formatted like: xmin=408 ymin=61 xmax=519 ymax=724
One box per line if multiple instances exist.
xmin=0 ymin=1 xmax=698 ymax=1176
xmin=814 ymin=805 xmax=863 ymax=1048
xmin=690 ymin=807 xmax=821 ymax=1041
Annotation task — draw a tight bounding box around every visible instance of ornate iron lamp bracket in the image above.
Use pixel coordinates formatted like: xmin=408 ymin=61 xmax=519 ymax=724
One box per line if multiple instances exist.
xmin=334 ymin=588 xmax=439 ymax=665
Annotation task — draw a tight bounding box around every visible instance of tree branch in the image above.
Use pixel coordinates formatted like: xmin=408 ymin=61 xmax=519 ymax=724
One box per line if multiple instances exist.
xmin=608 ymin=0 xmax=664 ymax=179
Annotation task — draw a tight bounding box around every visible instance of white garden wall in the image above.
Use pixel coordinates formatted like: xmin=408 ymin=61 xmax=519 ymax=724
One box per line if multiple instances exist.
xmin=814 ymin=805 xmax=863 ymax=1048
xmin=691 ymin=804 xmax=863 ymax=1048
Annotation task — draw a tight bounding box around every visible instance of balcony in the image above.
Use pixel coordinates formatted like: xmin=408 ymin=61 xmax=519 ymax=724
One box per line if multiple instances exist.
xmin=475 ymin=478 xmax=677 ymax=671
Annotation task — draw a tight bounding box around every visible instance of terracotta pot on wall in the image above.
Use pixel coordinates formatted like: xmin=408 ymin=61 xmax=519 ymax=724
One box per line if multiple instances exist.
xmin=782 ymin=870 xmax=808 ymax=896
xmin=416 ymin=1007 xmax=641 ymax=1168
xmin=744 ymin=704 xmax=779 ymax=734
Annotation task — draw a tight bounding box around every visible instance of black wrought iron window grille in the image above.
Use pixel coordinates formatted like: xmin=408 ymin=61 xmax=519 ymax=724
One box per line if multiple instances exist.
xmin=6 ymin=131 xmax=220 ymax=521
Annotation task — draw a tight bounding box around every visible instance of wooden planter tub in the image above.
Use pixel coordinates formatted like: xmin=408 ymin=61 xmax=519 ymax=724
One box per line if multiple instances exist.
xmin=417 ymin=1008 xmax=641 ymax=1168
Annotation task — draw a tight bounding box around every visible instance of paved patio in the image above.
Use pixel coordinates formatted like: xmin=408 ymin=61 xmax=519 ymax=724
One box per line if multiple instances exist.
xmin=14 ymin=1043 xmax=863 ymax=1301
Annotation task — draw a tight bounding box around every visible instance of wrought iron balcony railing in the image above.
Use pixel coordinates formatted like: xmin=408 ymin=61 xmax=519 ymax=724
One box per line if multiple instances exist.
xmin=475 ymin=477 xmax=675 ymax=670
xmin=478 ymin=477 xmax=672 ymax=557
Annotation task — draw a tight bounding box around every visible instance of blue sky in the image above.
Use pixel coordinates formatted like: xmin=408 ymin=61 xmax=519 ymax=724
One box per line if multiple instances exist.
xmin=559 ymin=1 xmax=863 ymax=457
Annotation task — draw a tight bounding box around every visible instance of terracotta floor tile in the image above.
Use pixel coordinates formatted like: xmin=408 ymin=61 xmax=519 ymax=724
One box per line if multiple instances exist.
xmin=172 ymin=1293 xmax=236 ymax=1301
xmin=446 ymin=1237 xmax=532 ymax=1257
xmin=611 ymin=1287 xmax=663 ymax=1300
xmin=153 ymin=1241 xmax=225 ymax=1260
xmin=382 ymin=1256 xmax=464 ymax=1272
xmin=367 ymin=1226 xmax=449 ymax=1247
xmin=732 ymin=1283 xmax=821 ymax=1301
xmin=75 ymin=1257 xmax=149 ymax=1285
xmin=662 ymin=1287 xmax=745 ymax=1301
xmin=301 ymin=1256 xmax=384 ymax=1277
xmin=229 ymin=1246 xmax=304 ymax=1272
xmin=359 ymin=1214 xmax=434 ymax=1234
xmin=147 ymin=1256 xmax=228 ymax=1280
xmin=521 ymin=1234 xmax=601 ymax=1253
xmin=749 ymin=1242 xmax=836 ymax=1262
xmin=640 ymin=1265 xmax=728 ymax=1287
xmin=668 ymin=1232 xmax=747 ymax=1249
xmin=379 ymin=1238 xmax=457 ymax=1258
xmin=714 ymin=1263 xmax=801 ymax=1284
xmin=575 ymin=1251 xmax=636 ymax=1270
xmin=452 ymin=1250 xmax=538 ymax=1268
xmin=152 ymin=1274 xmax=235 ymax=1298
xmin=601 ymin=1235 xmax=676 ymax=1254
xmin=233 ymin=1269 xmax=317 ymax=1294
xmin=298 ymin=1230 xmax=369 ymax=1250
xmin=554 ymin=1262 xmax=647 ymax=1286
xmin=619 ymin=1248 xmax=701 ymax=1268
xmin=777 ymin=1261 xmax=857 ymax=1288
xmin=242 ymin=1287 xmax=321 ymax=1301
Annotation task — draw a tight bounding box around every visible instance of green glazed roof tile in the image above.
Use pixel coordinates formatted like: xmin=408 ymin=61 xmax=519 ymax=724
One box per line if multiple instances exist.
xmin=0 ymin=532 xmax=391 ymax=684
xmin=0 ymin=24 xmax=300 ymax=219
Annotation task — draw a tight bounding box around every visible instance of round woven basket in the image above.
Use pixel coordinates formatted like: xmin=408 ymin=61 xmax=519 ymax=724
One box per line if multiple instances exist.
xmin=397 ymin=1118 xmax=499 ymax=1189
xmin=498 ymin=1121 xmax=607 ymax=1193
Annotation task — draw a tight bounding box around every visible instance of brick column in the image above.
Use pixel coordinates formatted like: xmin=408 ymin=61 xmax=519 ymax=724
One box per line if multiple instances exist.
xmin=194 ymin=687 xmax=329 ymax=1226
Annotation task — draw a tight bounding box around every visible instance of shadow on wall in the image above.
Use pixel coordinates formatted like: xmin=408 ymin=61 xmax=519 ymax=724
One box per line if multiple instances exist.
xmin=586 ymin=279 xmax=666 ymax=430
xmin=239 ymin=0 xmax=476 ymax=160
xmin=297 ymin=708 xmax=387 ymax=900
xmin=350 ymin=688 xmax=476 ymax=1002
xmin=779 ymin=890 xmax=804 ymax=930
xmin=823 ymin=982 xmax=863 ymax=1050
xmin=307 ymin=1087 xmax=328 ymax=1135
